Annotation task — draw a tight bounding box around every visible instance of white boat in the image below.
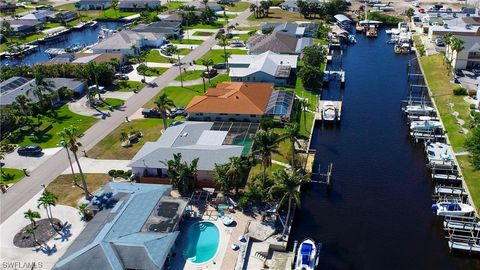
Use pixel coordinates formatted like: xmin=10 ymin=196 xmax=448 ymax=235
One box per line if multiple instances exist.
xmin=432 ymin=202 xmax=475 ymax=216
xmin=410 ymin=119 xmax=442 ymax=132
xmin=295 ymin=238 xmax=319 ymax=270
xmin=322 ymin=101 xmax=337 ymax=121
xmin=403 ymin=104 xmax=435 ymax=115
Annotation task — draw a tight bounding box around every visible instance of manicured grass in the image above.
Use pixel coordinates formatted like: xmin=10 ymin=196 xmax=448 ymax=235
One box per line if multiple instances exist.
xmin=225 ymin=1 xmax=250 ymax=12
xmin=47 ymin=173 xmax=111 ymax=207
xmin=177 ymin=48 xmax=192 ymax=55
xmin=88 ymin=118 xmax=169 ymax=160
xmin=0 ymin=168 xmax=25 ymax=185
xmin=192 ymin=31 xmax=214 ymax=36
xmin=140 ymin=67 xmax=169 ymax=77
xmin=247 ymin=163 xmax=285 ymax=183
xmin=419 ymin=54 xmax=469 ymax=151
xmin=0 ymin=7 xmax=32 ymax=17
xmin=165 ymin=2 xmax=184 ymax=11
xmin=144 ymin=86 xmax=202 ymax=108
xmin=42 ymin=22 xmax=62 ymax=29
xmin=146 ymin=50 xmax=175 ymax=63
xmin=176 ymin=70 xmax=204 ymax=81
xmin=170 ymin=39 xmax=204 ymax=45
xmin=184 ymin=21 xmax=225 ymax=30
xmin=8 ymin=105 xmax=97 ymax=148
xmin=0 ymin=33 xmax=47 ymax=52
xmin=58 ymin=4 xmax=137 ymax=19
xmin=200 ymin=49 xmax=248 ymax=63
xmin=247 ymin=8 xmax=321 ymax=24
xmin=457 ymin=156 xmax=480 ymax=212
xmin=98 ymin=98 xmax=124 ymax=111
xmin=111 ymin=80 xmax=144 ymax=92
xmin=55 ymin=3 xmax=76 ymax=11
xmin=26 ymin=1 xmax=54 ymax=6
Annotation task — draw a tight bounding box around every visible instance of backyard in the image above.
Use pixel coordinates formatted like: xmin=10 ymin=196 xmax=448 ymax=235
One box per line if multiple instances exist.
xmin=46 ymin=173 xmax=111 ymax=207
xmin=6 ymin=105 xmax=97 ymax=148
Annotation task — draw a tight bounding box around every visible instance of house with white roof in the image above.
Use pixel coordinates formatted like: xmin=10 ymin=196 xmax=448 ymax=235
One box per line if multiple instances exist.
xmin=19 ymin=10 xmax=56 ymax=22
xmin=91 ymin=30 xmax=166 ymax=55
xmin=77 ymin=0 xmax=112 ymax=10
xmin=229 ymin=51 xmax=298 ymax=86
xmin=128 ymin=122 xmax=246 ymax=187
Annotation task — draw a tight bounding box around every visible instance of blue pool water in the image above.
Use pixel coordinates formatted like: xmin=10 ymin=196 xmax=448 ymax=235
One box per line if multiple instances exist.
xmin=184 ymin=221 xmax=220 ymax=264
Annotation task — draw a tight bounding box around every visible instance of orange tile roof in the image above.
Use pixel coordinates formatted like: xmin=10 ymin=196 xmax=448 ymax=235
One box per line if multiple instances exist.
xmin=186 ymin=82 xmax=274 ymax=115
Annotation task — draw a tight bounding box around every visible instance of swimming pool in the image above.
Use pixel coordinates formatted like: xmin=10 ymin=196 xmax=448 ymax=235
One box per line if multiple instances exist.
xmin=184 ymin=221 xmax=220 ymax=264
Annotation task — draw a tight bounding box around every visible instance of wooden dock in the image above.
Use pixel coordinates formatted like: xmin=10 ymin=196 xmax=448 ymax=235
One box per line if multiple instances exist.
xmin=315 ymin=100 xmax=343 ymax=122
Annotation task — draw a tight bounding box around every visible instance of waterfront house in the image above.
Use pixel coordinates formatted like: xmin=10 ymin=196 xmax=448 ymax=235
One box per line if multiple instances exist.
xmin=19 ymin=10 xmax=56 ymax=22
xmin=428 ymin=19 xmax=480 ymax=69
xmin=186 ymin=1 xmax=223 ymax=12
xmin=91 ymin=30 xmax=166 ymax=55
xmin=52 ymin=11 xmax=78 ymax=22
xmin=73 ymin=52 xmax=127 ymax=65
xmin=54 ymin=182 xmax=188 ymax=270
xmin=186 ymin=82 xmax=294 ymax=122
xmin=7 ymin=19 xmax=43 ymax=34
xmin=280 ymin=0 xmax=323 ymax=13
xmin=247 ymin=22 xmax=314 ymax=55
xmin=261 ymin=22 xmax=319 ymax=38
xmin=229 ymin=51 xmax=298 ymax=86
xmin=133 ymin=21 xmax=182 ymax=39
xmin=77 ymin=0 xmax=112 ymax=10
xmin=0 ymin=76 xmax=85 ymax=106
xmin=128 ymin=122 xmax=245 ymax=186
xmin=118 ymin=0 xmax=160 ymax=11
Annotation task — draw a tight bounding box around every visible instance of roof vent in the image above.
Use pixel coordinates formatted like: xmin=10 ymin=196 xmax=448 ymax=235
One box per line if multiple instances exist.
xmin=181 ymin=132 xmax=188 ymax=137
xmin=280 ymin=61 xmax=283 ymax=64
xmin=466 ymin=24 xmax=472 ymax=29
xmin=444 ymin=23 xmax=448 ymax=29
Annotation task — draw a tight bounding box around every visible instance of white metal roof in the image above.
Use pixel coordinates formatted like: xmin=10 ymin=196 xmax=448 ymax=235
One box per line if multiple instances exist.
xmin=229 ymin=51 xmax=298 ymax=77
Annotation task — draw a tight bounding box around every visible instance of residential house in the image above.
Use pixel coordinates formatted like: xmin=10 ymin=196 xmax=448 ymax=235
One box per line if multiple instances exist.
xmin=91 ymin=30 xmax=166 ymax=55
xmin=77 ymin=0 xmax=112 ymax=10
xmin=428 ymin=19 xmax=480 ymax=69
xmin=6 ymin=19 xmax=43 ymax=34
xmin=52 ymin=11 xmax=78 ymax=22
xmin=279 ymin=0 xmax=323 ymax=12
xmin=157 ymin=13 xmax=183 ymax=23
xmin=0 ymin=1 xmax=17 ymax=11
xmin=48 ymin=52 xmax=127 ymax=65
xmin=0 ymin=76 xmax=85 ymax=106
xmin=247 ymin=22 xmax=314 ymax=55
xmin=261 ymin=22 xmax=318 ymax=37
xmin=118 ymin=0 xmax=160 ymax=11
xmin=129 ymin=122 xmax=245 ymax=186
xmin=186 ymin=82 xmax=294 ymax=121
xmin=54 ymin=182 xmax=188 ymax=270
xmin=229 ymin=51 xmax=298 ymax=86
xmin=187 ymin=1 xmax=223 ymax=12
xmin=19 ymin=10 xmax=56 ymax=22
xmin=133 ymin=21 xmax=182 ymax=39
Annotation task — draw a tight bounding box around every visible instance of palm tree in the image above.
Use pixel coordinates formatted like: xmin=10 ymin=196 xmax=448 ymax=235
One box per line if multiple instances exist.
xmin=58 ymin=126 xmax=91 ymax=200
xmin=86 ymin=62 xmax=101 ymax=100
xmin=162 ymin=153 xmax=199 ymax=195
xmin=213 ymin=163 xmax=231 ymax=193
xmin=216 ymin=33 xmax=230 ymax=72
xmin=225 ymin=156 xmax=248 ymax=194
xmin=37 ymin=189 xmax=60 ymax=232
xmin=111 ymin=0 xmax=119 ymax=18
xmin=168 ymin=45 xmax=184 ymax=87
xmin=14 ymin=94 xmax=32 ymax=117
xmin=24 ymin=227 xmax=41 ymax=247
xmin=154 ymin=93 xmax=175 ymax=131
xmin=78 ymin=203 xmax=91 ymax=221
xmin=28 ymin=73 xmax=54 ymax=108
xmin=281 ymin=123 xmax=306 ymax=168
xmin=298 ymin=98 xmax=310 ymax=129
xmin=201 ymin=58 xmax=214 ymax=85
xmin=60 ymin=140 xmax=77 ymax=187
xmin=24 ymin=209 xmax=41 ymax=228
xmin=269 ymin=169 xmax=310 ymax=236
xmin=250 ymin=4 xmax=258 ymax=18
xmin=253 ymin=130 xmax=281 ymax=175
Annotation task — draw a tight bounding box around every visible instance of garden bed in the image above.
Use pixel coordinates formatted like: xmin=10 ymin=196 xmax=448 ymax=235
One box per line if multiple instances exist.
xmin=13 ymin=218 xmax=62 ymax=248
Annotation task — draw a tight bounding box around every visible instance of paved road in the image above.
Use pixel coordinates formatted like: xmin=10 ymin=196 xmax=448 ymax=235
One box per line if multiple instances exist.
xmin=0 ymin=9 xmax=252 ymax=223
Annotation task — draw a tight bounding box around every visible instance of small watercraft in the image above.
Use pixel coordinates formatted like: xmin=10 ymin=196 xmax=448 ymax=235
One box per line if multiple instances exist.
xmin=295 ymin=238 xmax=319 ymax=270
xmin=403 ymin=104 xmax=435 ymax=115
xmin=410 ymin=119 xmax=442 ymax=132
xmin=322 ymin=101 xmax=337 ymax=121
xmin=432 ymin=202 xmax=475 ymax=216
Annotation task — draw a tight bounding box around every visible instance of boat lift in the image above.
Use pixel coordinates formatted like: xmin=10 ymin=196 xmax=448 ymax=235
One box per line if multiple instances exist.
xmin=311 ymin=163 xmax=334 ymax=190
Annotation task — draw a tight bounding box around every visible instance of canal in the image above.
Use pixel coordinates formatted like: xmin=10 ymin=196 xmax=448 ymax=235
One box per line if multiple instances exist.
xmin=289 ymin=29 xmax=480 ymax=269
xmin=1 ymin=22 xmax=123 ymax=67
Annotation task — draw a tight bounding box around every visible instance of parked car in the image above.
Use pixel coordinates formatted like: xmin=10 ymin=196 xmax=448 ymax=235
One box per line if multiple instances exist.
xmin=229 ymin=41 xmax=245 ymax=47
xmin=114 ymin=73 xmax=129 ymax=80
xmin=17 ymin=145 xmax=42 ymax=156
xmin=161 ymin=44 xmax=174 ymax=50
xmin=412 ymin=2 xmax=419 ymax=7
xmin=418 ymin=8 xmax=425 ymax=13
xmin=142 ymin=108 xmax=162 ymax=118
xmin=120 ymin=65 xmax=133 ymax=73
xmin=204 ymin=68 xmax=218 ymax=78
xmin=169 ymin=106 xmax=187 ymax=118
xmin=218 ymin=28 xmax=225 ymax=34
xmin=213 ymin=63 xmax=226 ymax=69
xmin=435 ymin=38 xmax=445 ymax=47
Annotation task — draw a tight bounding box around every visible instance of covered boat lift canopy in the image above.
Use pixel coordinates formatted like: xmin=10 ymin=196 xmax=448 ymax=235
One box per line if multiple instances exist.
xmin=358 ymin=20 xmax=382 ymax=26
xmin=334 ymin=14 xmax=351 ymax=24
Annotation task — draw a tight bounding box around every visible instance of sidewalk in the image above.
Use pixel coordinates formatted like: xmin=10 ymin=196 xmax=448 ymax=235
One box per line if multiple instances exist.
xmin=61 ymin=157 xmax=131 ymax=174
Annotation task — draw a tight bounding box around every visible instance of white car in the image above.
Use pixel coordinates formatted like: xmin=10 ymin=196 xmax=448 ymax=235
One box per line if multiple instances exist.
xmin=160 ymin=44 xmax=174 ymax=50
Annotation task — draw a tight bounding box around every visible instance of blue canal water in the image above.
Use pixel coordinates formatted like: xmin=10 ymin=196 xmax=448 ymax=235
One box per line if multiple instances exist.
xmin=289 ymin=30 xmax=480 ymax=269
xmin=1 ymin=22 xmax=122 ymax=67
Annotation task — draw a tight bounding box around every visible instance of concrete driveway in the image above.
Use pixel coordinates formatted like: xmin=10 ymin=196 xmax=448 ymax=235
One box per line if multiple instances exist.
xmin=2 ymin=147 xmax=63 ymax=172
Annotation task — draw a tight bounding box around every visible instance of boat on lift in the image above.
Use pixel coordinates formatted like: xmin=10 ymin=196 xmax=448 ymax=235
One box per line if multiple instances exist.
xmin=294 ymin=238 xmax=320 ymax=270
xmin=410 ymin=117 xmax=442 ymax=132
xmin=403 ymin=104 xmax=435 ymax=115
xmin=322 ymin=101 xmax=337 ymax=121
xmin=432 ymin=202 xmax=475 ymax=217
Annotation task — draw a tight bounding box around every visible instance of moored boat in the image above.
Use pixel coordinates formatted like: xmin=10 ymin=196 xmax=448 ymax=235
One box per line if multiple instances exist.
xmin=432 ymin=202 xmax=475 ymax=216
xmin=295 ymin=238 xmax=319 ymax=270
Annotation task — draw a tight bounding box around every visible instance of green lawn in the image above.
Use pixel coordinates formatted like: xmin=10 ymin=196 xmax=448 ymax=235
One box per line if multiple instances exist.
xmin=164 ymin=2 xmax=184 ymax=11
xmin=55 ymin=3 xmax=76 ymax=11
xmin=247 ymin=8 xmax=321 ymax=24
xmin=0 ymin=7 xmax=32 ymax=17
xmin=200 ymin=49 xmax=248 ymax=63
xmin=178 ymin=48 xmax=192 ymax=55
xmin=88 ymin=118 xmax=168 ymax=160
xmin=146 ymin=50 xmax=175 ymax=63
xmin=42 ymin=22 xmax=62 ymax=29
xmin=26 ymin=1 xmax=54 ymax=6
xmin=419 ymin=54 xmax=468 ymax=151
xmin=0 ymin=168 xmax=25 ymax=185
xmin=98 ymin=98 xmax=124 ymax=111
xmin=184 ymin=21 xmax=225 ymax=30
xmin=170 ymin=39 xmax=204 ymax=45
xmin=140 ymin=67 xmax=169 ymax=77
xmin=457 ymin=156 xmax=480 ymax=212
xmin=225 ymin=2 xmax=250 ymax=12
xmin=110 ymin=80 xmax=144 ymax=92
xmin=192 ymin=31 xmax=214 ymax=36
xmin=57 ymin=4 xmax=137 ymax=19
xmin=175 ymin=70 xmax=204 ymax=81
xmin=8 ymin=105 xmax=97 ymax=148
xmin=0 ymin=32 xmax=47 ymax=52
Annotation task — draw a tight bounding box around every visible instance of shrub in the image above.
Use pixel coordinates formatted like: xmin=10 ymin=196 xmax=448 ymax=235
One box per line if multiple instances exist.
xmin=238 ymin=195 xmax=249 ymax=209
xmin=453 ymin=87 xmax=468 ymax=96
